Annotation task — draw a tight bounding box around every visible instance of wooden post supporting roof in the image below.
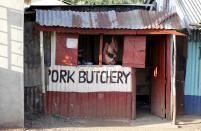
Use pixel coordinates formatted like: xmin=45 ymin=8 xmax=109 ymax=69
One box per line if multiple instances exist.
xmin=40 ymin=31 xmax=45 ymax=93
xmin=171 ymin=34 xmax=177 ymax=125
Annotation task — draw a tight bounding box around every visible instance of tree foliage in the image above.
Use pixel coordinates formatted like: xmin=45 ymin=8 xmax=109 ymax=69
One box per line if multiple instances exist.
xmin=62 ymin=0 xmax=144 ymax=5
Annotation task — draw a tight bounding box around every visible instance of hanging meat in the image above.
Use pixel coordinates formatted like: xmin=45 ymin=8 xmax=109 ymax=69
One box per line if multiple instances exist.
xmin=103 ymin=37 xmax=118 ymax=65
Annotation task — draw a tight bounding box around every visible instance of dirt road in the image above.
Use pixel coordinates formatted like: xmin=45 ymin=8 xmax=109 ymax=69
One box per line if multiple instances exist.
xmin=1 ymin=114 xmax=201 ymax=131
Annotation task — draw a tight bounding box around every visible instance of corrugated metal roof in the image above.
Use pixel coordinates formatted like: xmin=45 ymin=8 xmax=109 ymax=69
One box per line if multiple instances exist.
xmin=35 ymin=9 xmax=183 ymax=30
xmin=176 ymin=0 xmax=201 ymax=29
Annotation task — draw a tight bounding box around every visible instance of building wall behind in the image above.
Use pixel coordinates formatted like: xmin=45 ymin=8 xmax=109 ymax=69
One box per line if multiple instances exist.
xmin=24 ymin=21 xmax=51 ymax=113
xmin=0 ymin=0 xmax=24 ymax=127
xmin=184 ymin=30 xmax=201 ymax=115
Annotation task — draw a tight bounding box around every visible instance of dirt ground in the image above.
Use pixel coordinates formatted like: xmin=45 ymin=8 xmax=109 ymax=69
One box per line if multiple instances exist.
xmin=1 ymin=113 xmax=201 ymax=131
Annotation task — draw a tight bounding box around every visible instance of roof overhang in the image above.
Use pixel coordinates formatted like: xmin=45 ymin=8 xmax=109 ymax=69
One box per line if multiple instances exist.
xmin=35 ymin=24 xmax=186 ymax=36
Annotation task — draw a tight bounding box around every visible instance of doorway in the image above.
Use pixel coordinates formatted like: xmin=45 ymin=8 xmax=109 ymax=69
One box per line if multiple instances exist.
xmin=136 ymin=35 xmax=166 ymax=118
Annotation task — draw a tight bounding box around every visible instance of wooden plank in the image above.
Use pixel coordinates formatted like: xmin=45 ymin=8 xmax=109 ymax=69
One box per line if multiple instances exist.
xmin=131 ymin=68 xmax=136 ymax=119
xmin=150 ymin=37 xmax=166 ymax=118
xmin=40 ymin=31 xmax=46 ymax=94
xmin=166 ymin=35 xmax=171 ymax=120
xmin=171 ymin=35 xmax=177 ymax=125
xmin=51 ymin=32 xmax=56 ymax=66
xmin=56 ymin=33 xmax=78 ymax=66
xmin=136 ymin=30 xmax=186 ymax=36
xmin=176 ymin=71 xmax=184 ymax=115
xmin=99 ymin=34 xmax=103 ymax=65
xmin=35 ymin=24 xmax=137 ymax=35
xmin=123 ymin=36 xmax=146 ymax=68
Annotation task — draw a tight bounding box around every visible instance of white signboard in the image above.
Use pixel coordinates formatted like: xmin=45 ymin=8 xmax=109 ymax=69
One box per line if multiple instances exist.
xmin=66 ymin=38 xmax=78 ymax=48
xmin=48 ymin=65 xmax=132 ymax=92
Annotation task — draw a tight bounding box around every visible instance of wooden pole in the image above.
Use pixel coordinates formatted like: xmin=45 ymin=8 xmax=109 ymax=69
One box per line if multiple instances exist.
xmin=131 ymin=68 xmax=136 ymax=119
xmin=171 ymin=34 xmax=177 ymax=125
xmin=51 ymin=32 xmax=56 ymax=66
xmin=40 ymin=31 xmax=45 ymax=93
xmin=99 ymin=34 xmax=103 ymax=65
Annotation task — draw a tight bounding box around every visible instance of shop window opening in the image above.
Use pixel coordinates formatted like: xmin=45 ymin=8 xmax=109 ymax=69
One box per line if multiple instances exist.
xmin=102 ymin=35 xmax=123 ymax=65
xmin=78 ymin=35 xmax=100 ymax=65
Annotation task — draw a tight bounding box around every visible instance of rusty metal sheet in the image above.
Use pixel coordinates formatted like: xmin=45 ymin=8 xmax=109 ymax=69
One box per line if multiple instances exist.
xmin=36 ymin=9 xmax=183 ymax=30
xmin=44 ymin=91 xmax=132 ymax=119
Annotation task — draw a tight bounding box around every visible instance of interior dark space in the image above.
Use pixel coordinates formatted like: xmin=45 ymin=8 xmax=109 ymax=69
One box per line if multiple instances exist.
xmin=136 ymin=38 xmax=152 ymax=116
xmin=78 ymin=35 xmax=100 ymax=65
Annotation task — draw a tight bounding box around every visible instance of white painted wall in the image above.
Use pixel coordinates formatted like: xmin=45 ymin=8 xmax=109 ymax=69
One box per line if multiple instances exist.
xmin=48 ymin=65 xmax=132 ymax=92
xmin=0 ymin=0 xmax=24 ymax=128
